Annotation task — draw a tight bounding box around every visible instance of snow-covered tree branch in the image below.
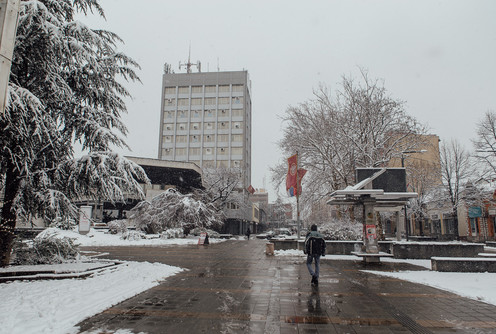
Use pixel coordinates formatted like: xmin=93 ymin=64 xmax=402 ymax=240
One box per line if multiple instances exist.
xmin=0 ymin=0 xmax=148 ymax=266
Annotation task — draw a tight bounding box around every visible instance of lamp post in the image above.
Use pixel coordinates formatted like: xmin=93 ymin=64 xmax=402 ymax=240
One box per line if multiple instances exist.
xmin=401 ymin=150 xmax=427 ymax=241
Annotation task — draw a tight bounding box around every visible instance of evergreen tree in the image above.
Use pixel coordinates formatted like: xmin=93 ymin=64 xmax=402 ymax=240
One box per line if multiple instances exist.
xmin=0 ymin=0 xmax=148 ymax=266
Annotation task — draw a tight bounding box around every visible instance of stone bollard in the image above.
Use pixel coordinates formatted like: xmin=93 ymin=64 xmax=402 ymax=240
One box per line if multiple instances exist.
xmin=266 ymin=243 xmax=275 ymax=256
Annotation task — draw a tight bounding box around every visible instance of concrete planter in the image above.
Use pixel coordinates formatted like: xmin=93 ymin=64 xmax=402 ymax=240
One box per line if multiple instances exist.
xmin=393 ymin=242 xmax=484 ymax=259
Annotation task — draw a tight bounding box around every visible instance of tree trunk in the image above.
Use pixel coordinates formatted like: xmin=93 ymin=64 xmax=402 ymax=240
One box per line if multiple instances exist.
xmin=0 ymin=166 xmax=21 ymax=267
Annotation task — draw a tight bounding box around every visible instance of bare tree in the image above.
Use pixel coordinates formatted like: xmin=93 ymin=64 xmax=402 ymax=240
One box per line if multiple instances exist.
xmin=273 ymin=69 xmax=427 ymax=212
xmin=200 ymin=167 xmax=248 ymax=213
xmin=473 ymin=110 xmax=496 ymax=178
xmin=439 ymin=139 xmax=474 ymax=237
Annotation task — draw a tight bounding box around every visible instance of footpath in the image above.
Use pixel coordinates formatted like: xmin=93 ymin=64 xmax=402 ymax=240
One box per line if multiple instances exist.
xmin=77 ymin=239 xmax=496 ymax=334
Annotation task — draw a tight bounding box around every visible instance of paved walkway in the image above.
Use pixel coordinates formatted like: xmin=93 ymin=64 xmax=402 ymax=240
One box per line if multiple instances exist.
xmin=77 ymin=239 xmax=496 ymax=333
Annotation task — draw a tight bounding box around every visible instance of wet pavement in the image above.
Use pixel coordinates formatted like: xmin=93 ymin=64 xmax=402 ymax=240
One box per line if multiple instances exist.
xmin=77 ymin=239 xmax=496 ymax=333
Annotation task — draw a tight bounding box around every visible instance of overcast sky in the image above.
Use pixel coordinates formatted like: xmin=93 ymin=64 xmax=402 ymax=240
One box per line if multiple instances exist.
xmin=81 ymin=0 xmax=496 ymax=202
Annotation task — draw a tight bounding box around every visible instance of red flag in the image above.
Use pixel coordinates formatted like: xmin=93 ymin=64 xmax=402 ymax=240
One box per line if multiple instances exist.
xmin=286 ymin=154 xmax=298 ymax=196
xmin=247 ymin=185 xmax=255 ymax=194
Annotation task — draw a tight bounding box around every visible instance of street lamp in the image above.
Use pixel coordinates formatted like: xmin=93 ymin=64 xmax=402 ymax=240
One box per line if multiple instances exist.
xmin=401 ymin=150 xmax=427 ymax=241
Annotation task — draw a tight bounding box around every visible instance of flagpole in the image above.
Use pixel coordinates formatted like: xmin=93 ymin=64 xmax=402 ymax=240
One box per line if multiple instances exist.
xmin=296 ymin=151 xmax=300 ymax=241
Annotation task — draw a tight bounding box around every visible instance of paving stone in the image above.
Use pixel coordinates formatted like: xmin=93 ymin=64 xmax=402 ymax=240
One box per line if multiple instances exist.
xmin=77 ymin=240 xmax=496 ymax=333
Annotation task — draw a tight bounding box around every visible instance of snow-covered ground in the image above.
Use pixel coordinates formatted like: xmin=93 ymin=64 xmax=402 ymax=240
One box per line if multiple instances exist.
xmin=50 ymin=227 xmax=230 ymax=247
xmin=1 ymin=237 xmax=495 ymax=334
xmin=0 ymin=261 xmax=182 ymax=334
xmin=0 ymin=228 xmax=233 ymax=334
xmin=275 ymin=249 xmax=496 ymax=307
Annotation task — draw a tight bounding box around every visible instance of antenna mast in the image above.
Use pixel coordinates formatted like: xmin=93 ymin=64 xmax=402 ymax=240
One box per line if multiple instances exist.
xmin=179 ymin=44 xmax=201 ymax=73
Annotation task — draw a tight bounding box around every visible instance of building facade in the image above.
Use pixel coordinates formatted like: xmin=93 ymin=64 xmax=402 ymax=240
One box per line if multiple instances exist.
xmin=158 ymin=70 xmax=251 ymax=189
xmin=158 ymin=69 xmax=252 ymax=233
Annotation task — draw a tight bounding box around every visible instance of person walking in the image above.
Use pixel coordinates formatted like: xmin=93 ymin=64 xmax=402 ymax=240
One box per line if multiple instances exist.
xmin=304 ymin=224 xmax=326 ymax=286
xmin=246 ymin=228 xmax=251 ymax=240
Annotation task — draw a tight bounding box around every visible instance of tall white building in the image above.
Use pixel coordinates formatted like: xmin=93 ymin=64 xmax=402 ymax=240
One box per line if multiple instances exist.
xmin=158 ymin=68 xmax=252 ymax=233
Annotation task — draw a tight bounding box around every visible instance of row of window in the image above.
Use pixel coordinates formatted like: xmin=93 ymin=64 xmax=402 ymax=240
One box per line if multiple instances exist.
xmin=163 ymin=147 xmax=244 ymax=156
xmin=165 ymin=97 xmax=244 ymax=107
xmin=164 ymin=85 xmax=244 ymax=95
xmin=164 ymin=134 xmax=243 ymax=144
xmin=195 ymin=160 xmax=242 ymax=168
xmin=164 ymin=121 xmax=243 ymax=131
xmin=164 ymin=134 xmax=244 ymax=143
xmin=164 ymin=109 xmax=244 ymax=118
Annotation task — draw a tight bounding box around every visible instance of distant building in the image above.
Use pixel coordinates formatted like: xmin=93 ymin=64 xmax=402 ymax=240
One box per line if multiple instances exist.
xmin=158 ymin=68 xmax=253 ymax=234
xmin=14 ymin=157 xmax=204 ymax=228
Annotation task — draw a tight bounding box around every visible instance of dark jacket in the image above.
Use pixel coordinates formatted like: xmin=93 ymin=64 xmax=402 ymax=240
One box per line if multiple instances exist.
xmin=304 ymin=231 xmax=326 ymax=256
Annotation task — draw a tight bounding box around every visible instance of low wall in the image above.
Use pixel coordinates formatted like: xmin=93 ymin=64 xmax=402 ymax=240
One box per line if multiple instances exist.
xmin=393 ymin=242 xmax=484 ymax=259
xmin=432 ymin=257 xmax=496 ymax=272
xmin=486 ymin=241 xmax=496 ymax=247
xmin=270 ymin=240 xmax=392 ymax=255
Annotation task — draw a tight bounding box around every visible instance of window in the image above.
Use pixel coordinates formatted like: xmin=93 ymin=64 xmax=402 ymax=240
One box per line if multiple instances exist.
xmin=178 ymin=86 xmax=189 ymax=94
xmin=205 ymin=85 xmax=216 ymax=93
xmin=218 ymin=121 xmax=229 ymax=130
xmin=189 ymin=147 xmax=200 ymax=155
xmin=203 ymin=147 xmax=213 ymax=155
xmin=205 ymin=122 xmax=214 ymax=130
xmin=232 ymin=96 xmax=243 ymax=104
xmin=218 ymin=85 xmax=230 ymax=92
xmin=165 ymin=124 xmax=173 ymax=131
xmin=163 ymin=148 xmax=172 ymax=156
xmin=232 ymin=85 xmax=243 ymax=92
xmin=190 ymin=135 xmax=200 ymax=143
xmin=204 ymin=109 xmax=215 ymax=118
xmin=232 ymin=160 xmax=241 ymax=167
xmin=178 ymin=110 xmax=188 ymax=118
xmin=217 ymin=134 xmax=228 ymax=142
xmin=204 ymin=134 xmax=214 ymax=142
xmin=217 ymin=160 xmax=228 ymax=167
xmin=219 ymin=109 xmax=228 ymax=117
xmin=176 ymin=148 xmax=186 ymax=156
xmin=164 ymin=98 xmax=175 ymax=106
xmin=218 ymin=147 xmax=228 ymax=155
xmin=165 ymin=87 xmax=176 ymax=95
xmin=164 ymin=111 xmax=175 ymax=119
xmin=192 ymin=110 xmax=201 ymax=118
xmin=164 ymin=136 xmax=172 ymax=143
xmin=176 ymin=135 xmax=187 ymax=143
xmin=232 ymin=109 xmax=243 ymax=117
xmin=233 ymin=122 xmax=241 ymax=129
xmin=204 ymin=97 xmax=216 ymax=105
xmin=191 ymin=98 xmax=202 ymax=106
xmin=178 ymin=98 xmax=189 ymax=106
xmin=227 ymin=202 xmax=239 ymax=210
xmin=177 ymin=123 xmax=187 ymax=131
xmin=191 ymin=86 xmax=202 ymax=93
xmin=218 ymin=97 xmax=229 ymax=105
xmin=231 ymin=134 xmax=243 ymax=142
xmin=191 ymin=122 xmax=201 ymax=130
xmin=231 ymin=147 xmax=243 ymax=155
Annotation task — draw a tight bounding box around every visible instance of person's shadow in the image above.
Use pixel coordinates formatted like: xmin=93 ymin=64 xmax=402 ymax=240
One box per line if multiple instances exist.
xmin=307 ymin=285 xmax=322 ymax=313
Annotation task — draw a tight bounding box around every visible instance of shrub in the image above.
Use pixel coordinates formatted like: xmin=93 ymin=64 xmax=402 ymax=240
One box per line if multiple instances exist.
xmin=121 ymin=230 xmax=146 ymax=241
xmin=108 ymin=219 xmax=128 ymax=234
xmin=319 ymin=219 xmax=363 ymax=240
xmin=13 ymin=230 xmax=79 ymax=265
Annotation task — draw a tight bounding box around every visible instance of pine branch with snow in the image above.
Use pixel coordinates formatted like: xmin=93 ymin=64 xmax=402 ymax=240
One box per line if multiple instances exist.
xmin=0 ymin=0 xmax=147 ymax=266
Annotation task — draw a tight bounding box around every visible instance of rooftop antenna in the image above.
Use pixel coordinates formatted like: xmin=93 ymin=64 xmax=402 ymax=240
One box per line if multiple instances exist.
xmin=179 ymin=43 xmax=201 ymax=73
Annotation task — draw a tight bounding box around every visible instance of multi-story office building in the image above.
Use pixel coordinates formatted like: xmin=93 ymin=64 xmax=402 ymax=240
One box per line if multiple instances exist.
xmin=158 ymin=69 xmax=252 ymax=233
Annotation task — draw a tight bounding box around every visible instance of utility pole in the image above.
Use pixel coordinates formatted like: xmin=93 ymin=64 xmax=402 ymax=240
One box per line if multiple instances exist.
xmin=0 ymin=0 xmax=19 ymax=115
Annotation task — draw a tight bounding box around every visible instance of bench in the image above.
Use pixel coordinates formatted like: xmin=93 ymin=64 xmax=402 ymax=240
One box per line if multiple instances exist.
xmin=351 ymin=251 xmax=393 ymax=263
xmin=431 ymin=257 xmax=496 ymax=272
